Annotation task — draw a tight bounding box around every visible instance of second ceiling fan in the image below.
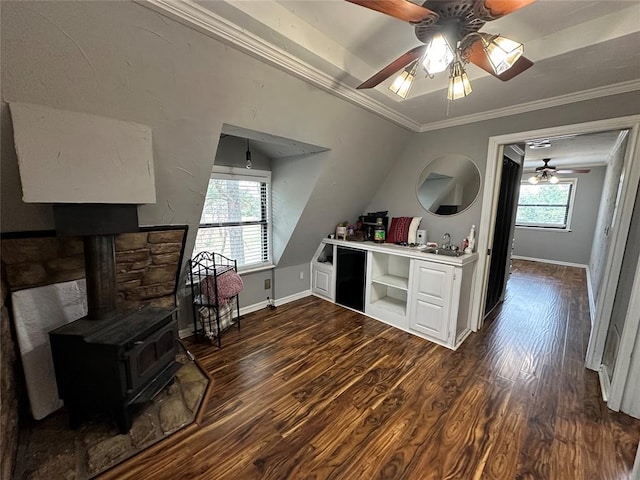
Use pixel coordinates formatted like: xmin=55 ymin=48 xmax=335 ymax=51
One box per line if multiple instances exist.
xmin=527 ymin=158 xmax=591 ymax=185
xmin=346 ymin=0 xmax=536 ymax=99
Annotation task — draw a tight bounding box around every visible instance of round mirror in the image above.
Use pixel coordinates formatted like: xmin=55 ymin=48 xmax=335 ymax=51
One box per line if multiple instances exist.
xmin=416 ymin=154 xmax=481 ymax=216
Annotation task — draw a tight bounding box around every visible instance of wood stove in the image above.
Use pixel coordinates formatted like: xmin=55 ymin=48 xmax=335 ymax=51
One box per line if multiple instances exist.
xmin=49 ymin=305 xmax=179 ymax=433
xmin=48 ymin=205 xmax=181 ymax=433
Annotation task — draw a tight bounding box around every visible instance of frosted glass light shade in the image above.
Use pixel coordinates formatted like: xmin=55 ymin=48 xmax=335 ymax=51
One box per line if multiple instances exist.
xmin=389 ymin=60 xmax=419 ymax=99
xmin=447 ymin=62 xmax=472 ymax=100
xmin=482 ymin=34 xmax=524 ymax=75
xmin=528 ymin=175 xmax=539 ymax=185
xmin=422 ymin=33 xmax=455 ymax=75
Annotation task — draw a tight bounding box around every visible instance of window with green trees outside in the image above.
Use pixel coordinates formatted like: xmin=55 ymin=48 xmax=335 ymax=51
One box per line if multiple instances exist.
xmin=516 ymin=180 xmax=576 ymax=229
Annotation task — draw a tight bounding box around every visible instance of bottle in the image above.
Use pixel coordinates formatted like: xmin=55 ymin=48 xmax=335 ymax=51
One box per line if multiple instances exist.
xmin=374 ymin=218 xmax=386 ymax=243
xmin=465 ymin=225 xmax=476 ymax=253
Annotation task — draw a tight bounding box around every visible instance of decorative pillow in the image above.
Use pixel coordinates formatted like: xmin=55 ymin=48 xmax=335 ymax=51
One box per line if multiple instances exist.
xmin=408 ymin=217 xmax=422 ymax=244
xmin=386 ymin=217 xmax=413 ymax=243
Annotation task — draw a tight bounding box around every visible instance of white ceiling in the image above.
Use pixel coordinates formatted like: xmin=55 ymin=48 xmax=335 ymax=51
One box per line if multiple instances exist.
xmin=142 ymin=0 xmax=639 ymax=165
xmin=522 ymin=129 xmax=627 ymax=170
xmin=161 ymin=0 xmax=640 ymax=132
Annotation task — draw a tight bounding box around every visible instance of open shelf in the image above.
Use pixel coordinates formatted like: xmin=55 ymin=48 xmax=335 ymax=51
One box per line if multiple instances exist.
xmin=370 ymin=296 xmax=406 ymax=316
xmin=371 ymin=274 xmax=408 ymax=291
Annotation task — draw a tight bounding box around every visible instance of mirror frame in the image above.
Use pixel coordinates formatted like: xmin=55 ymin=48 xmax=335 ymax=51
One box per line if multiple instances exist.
xmin=416 ymin=154 xmax=482 ymax=216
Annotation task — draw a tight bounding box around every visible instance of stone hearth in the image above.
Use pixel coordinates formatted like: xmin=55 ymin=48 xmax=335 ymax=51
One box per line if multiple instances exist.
xmin=12 ymin=351 xmax=208 ymax=480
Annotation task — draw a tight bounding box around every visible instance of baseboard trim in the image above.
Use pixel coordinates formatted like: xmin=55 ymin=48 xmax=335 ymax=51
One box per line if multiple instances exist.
xmin=598 ymin=365 xmax=611 ymax=403
xmin=178 ymin=290 xmax=312 ymax=338
xmin=274 ymin=289 xmax=312 ymax=307
xmin=511 ymin=255 xmax=588 ymax=269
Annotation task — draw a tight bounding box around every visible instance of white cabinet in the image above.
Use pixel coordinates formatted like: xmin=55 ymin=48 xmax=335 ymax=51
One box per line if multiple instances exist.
xmin=311 ymin=239 xmax=478 ymax=350
xmin=311 ymin=242 xmax=335 ymax=301
xmin=409 ymin=261 xmax=456 ymax=344
xmin=313 ymin=265 xmax=333 ymax=299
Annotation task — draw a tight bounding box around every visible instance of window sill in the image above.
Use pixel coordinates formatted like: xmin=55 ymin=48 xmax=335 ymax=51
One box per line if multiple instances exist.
xmin=515 ymin=226 xmax=572 ymax=233
xmin=238 ymin=264 xmax=275 ymax=275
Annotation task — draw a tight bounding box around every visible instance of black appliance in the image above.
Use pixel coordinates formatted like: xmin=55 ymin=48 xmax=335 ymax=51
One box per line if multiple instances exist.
xmin=49 ymin=306 xmax=180 ymax=433
xmin=48 ymin=204 xmax=181 ymax=433
xmin=335 ymin=246 xmax=367 ymax=312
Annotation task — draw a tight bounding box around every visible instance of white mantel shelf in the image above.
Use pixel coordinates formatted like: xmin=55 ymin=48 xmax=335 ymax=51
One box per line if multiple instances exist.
xmin=322 ymin=239 xmax=479 ymax=267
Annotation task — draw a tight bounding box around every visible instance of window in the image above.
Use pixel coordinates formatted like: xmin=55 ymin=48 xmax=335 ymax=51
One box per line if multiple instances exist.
xmin=515 ymin=179 xmax=576 ymax=230
xmin=193 ymin=167 xmax=271 ymax=270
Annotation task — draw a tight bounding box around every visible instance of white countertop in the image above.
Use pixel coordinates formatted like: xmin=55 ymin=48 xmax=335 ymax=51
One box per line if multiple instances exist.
xmin=321 ymin=239 xmax=479 ymax=266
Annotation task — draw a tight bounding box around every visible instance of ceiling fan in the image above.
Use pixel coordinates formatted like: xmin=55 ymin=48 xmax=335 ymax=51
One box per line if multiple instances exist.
xmin=346 ymin=0 xmax=536 ymax=100
xmin=527 ymin=158 xmax=591 ymax=185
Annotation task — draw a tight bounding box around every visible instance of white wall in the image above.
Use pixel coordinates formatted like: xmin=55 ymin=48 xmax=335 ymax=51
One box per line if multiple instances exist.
xmin=590 ymin=135 xmax=629 ymax=296
xmin=512 ymin=167 xmax=606 ymax=265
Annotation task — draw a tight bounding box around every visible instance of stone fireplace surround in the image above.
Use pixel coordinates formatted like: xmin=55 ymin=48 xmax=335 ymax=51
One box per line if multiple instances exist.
xmin=0 ymin=226 xmax=188 ymax=480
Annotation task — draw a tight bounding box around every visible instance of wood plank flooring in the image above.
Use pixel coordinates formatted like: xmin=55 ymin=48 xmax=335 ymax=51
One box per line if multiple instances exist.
xmin=100 ymin=260 xmax=640 ymax=479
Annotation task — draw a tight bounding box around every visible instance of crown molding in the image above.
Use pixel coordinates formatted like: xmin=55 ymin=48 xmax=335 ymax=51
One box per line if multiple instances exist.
xmin=138 ymin=0 xmax=421 ymax=132
xmin=419 ymin=80 xmax=640 ymax=132
xmin=138 ymin=1 xmax=639 ymax=135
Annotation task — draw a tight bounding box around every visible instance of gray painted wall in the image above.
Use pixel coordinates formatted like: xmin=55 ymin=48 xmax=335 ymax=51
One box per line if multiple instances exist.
xmin=0 ymin=1 xmax=411 ymax=326
xmin=366 ymin=95 xmax=640 ymax=251
xmin=215 ymin=135 xmax=272 ymax=171
xmin=512 ymin=167 xmax=606 ymax=265
xmin=2 ymin=1 xmax=640 ymax=331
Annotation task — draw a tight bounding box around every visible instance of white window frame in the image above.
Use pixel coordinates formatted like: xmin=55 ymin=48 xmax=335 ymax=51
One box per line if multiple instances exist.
xmin=515 ymin=178 xmax=577 ymax=231
xmin=195 ymin=165 xmax=273 ymax=272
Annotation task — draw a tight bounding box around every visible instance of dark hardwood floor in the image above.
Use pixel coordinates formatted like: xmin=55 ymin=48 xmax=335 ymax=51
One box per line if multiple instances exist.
xmin=101 ymin=260 xmax=640 ymax=479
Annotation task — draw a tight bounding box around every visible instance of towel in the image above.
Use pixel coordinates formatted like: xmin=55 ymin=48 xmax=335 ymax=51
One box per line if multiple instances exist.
xmin=200 ymin=270 xmax=244 ymax=306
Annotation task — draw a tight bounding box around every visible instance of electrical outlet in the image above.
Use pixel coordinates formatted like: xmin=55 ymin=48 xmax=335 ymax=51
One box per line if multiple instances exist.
xmin=264 ymin=278 xmax=271 ymax=289
xmin=299 ymin=271 xmax=304 ymax=280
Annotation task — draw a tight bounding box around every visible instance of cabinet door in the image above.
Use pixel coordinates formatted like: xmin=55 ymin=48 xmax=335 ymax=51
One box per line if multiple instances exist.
xmin=409 ymin=261 xmax=454 ymax=343
xmin=312 ymin=265 xmax=334 ymax=300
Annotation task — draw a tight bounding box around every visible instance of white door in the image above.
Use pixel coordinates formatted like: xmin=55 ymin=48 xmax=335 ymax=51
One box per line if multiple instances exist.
xmin=409 ymin=261 xmax=454 ymax=343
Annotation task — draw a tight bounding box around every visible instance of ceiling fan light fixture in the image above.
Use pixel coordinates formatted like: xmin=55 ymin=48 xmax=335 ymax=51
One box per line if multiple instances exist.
xmin=447 ymin=61 xmax=472 ymax=100
xmin=389 ymin=60 xmax=419 ymax=99
xmin=422 ymin=33 xmax=455 ymax=75
xmin=549 ymin=174 xmax=560 ymax=184
xmin=528 ymin=174 xmax=539 ymax=185
xmin=480 ymin=33 xmax=524 ymax=75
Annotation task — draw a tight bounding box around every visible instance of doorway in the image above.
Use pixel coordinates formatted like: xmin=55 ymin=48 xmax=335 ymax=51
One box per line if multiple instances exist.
xmin=484 ymin=155 xmax=521 ymax=316
xmin=471 ymin=114 xmax=640 ymax=410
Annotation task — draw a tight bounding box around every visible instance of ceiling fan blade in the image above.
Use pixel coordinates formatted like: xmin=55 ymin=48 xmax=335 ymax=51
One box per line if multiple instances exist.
xmin=345 ymin=0 xmax=435 ymax=23
xmin=466 ymin=39 xmax=533 ymax=81
xmin=556 ymin=169 xmax=591 ymax=174
xmin=357 ymin=46 xmax=425 ymax=89
xmin=482 ymin=0 xmax=536 ymax=19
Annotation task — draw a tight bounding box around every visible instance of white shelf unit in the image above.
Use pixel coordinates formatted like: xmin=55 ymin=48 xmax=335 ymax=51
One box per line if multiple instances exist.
xmin=311 ymin=239 xmax=479 ymax=350
xmin=367 ymin=251 xmax=411 ymax=323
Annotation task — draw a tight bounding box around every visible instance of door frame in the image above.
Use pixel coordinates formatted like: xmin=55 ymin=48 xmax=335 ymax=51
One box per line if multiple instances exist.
xmin=470 ymin=115 xmax=640 ymax=377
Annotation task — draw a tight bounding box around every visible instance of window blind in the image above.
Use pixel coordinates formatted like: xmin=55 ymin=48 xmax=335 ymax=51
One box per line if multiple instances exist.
xmin=194 ymin=173 xmax=270 ymax=269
